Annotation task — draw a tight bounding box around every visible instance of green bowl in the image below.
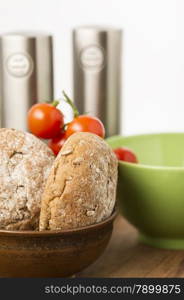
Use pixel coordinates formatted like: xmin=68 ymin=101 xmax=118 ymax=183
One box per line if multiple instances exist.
xmin=107 ymin=133 xmax=184 ymax=249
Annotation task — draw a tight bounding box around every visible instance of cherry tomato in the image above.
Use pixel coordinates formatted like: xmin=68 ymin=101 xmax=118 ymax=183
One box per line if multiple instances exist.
xmin=28 ymin=103 xmax=64 ymax=139
xmin=114 ymin=147 xmax=138 ymax=163
xmin=66 ymin=115 xmax=105 ymax=138
xmin=48 ymin=131 xmax=67 ymax=155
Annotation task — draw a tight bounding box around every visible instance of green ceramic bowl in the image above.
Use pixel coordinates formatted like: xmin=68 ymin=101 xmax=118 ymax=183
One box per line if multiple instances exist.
xmin=107 ymin=133 xmax=184 ymax=249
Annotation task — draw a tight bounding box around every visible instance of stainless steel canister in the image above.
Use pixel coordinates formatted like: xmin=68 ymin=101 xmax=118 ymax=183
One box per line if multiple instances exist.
xmin=73 ymin=26 xmax=122 ymax=137
xmin=0 ymin=32 xmax=54 ymax=131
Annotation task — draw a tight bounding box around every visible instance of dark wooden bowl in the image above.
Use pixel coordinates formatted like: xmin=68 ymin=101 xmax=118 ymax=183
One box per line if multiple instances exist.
xmin=0 ymin=211 xmax=117 ymax=277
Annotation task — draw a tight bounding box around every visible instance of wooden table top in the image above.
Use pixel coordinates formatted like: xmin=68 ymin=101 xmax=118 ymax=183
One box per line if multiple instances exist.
xmin=78 ymin=215 xmax=184 ymax=278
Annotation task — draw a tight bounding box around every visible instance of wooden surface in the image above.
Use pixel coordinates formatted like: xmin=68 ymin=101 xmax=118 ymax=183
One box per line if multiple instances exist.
xmin=78 ymin=215 xmax=184 ymax=278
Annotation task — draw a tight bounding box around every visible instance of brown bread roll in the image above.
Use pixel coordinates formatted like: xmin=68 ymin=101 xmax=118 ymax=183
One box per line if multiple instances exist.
xmin=0 ymin=128 xmax=54 ymax=230
xmin=39 ymin=132 xmax=118 ymax=230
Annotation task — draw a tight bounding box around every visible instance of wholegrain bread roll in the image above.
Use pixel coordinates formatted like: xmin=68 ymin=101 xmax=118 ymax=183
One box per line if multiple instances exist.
xmin=0 ymin=128 xmax=54 ymax=230
xmin=39 ymin=132 xmax=118 ymax=231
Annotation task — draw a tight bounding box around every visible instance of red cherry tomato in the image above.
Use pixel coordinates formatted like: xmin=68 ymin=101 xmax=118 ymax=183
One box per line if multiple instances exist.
xmin=48 ymin=131 xmax=67 ymax=155
xmin=66 ymin=115 xmax=105 ymax=138
xmin=114 ymin=147 xmax=138 ymax=163
xmin=28 ymin=103 xmax=64 ymax=139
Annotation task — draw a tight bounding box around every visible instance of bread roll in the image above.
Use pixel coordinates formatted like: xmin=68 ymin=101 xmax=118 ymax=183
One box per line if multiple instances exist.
xmin=0 ymin=128 xmax=54 ymax=230
xmin=39 ymin=132 xmax=118 ymax=230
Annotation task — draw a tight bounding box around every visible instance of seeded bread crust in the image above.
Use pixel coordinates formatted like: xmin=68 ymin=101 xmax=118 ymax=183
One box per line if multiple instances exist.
xmin=39 ymin=132 xmax=118 ymax=231
xmin=0 ymin=128 xmax=54 ymax=230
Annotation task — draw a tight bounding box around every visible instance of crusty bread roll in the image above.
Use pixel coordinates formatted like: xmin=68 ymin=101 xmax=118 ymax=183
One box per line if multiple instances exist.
xmin=39 ymin=132 xmax=118 ymax=231
xmin=0 ymin=128 xmax=54 ymax=230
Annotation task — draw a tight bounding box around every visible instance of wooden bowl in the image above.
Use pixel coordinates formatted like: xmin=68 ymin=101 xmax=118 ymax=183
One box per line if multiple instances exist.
xmin=0 ymin=211 xmax=117 ymax=277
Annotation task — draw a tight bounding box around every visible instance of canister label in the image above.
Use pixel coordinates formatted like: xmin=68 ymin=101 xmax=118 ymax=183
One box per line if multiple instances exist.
xmin=79 ymin=45 xmax=105 ymax=72
xmin=6 ymin=53 xmax=33 ymax=78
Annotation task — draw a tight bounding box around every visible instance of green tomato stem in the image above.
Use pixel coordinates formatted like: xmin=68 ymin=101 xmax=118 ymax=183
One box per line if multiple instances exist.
xmin=62 ymin=91 xmax=79 ymax=118
xmin=51 ymin=100 xmax=60 ymax=107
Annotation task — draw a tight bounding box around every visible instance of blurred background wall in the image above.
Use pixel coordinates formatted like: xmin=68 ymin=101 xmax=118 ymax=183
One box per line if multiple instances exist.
xmin=0 ymin=0 xmax=183 ymax=135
